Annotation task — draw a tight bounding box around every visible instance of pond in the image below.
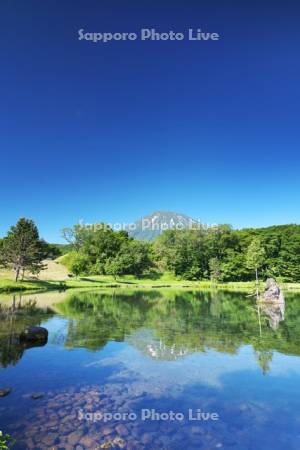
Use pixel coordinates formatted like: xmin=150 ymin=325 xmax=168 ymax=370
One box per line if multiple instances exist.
xmin=0 ymin=289 xmax=300 ymax=449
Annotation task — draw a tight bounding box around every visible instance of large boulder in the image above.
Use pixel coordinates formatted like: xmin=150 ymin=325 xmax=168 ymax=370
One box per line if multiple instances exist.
xmin=261 ymin=278 xmax=284 ymax=304
xmin=0 ymin=388 xmax=11 ymax=397
xmin=20 ymin=326 xmax=48 ymax=344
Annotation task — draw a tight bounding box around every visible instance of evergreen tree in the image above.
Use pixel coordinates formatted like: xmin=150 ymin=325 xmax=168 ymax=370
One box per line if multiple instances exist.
xmin=0 ymin=218 xmax=46 ymax=281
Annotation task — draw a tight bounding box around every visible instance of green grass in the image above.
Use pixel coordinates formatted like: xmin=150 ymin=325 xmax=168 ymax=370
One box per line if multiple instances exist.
xmin=0 ymin=273 xmax=250 ymax=293
xmin=0 ymin=279 xmax=66 ymax=293
xmin=0 ymin=274 xmax=282 ymax=294
xmin=1 ymin=261 xmax=300 ymax=294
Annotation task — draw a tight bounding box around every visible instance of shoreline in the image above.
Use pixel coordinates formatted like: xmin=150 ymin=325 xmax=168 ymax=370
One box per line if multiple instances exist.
xmin=1 ymin=278 xmax=300 ymax=295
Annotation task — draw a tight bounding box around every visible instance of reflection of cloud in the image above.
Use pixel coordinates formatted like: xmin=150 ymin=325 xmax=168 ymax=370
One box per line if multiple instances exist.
xmin=86 ymin=339 xmax=254 ymax=391
xmin=85 ymin=331 xmax=300 ymax=395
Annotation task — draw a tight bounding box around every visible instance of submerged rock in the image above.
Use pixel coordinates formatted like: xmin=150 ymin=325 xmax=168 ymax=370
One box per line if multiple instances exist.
xmin=20 ymin=326 xmax=48 ymax=344
xmin=31 ymin=393 xmax=44 ymax=400
xmin=115 ymin=424 xmax=129 ymax=437
xmin=261 ymin=278 xmax=284 ymax=304
xmin=113 ymin=436 xmax=126 ymax=448
xmin=101 ymin=426 xmax=114 ymax=436
xmin=141 ymin=433 xmax=153 ymax=444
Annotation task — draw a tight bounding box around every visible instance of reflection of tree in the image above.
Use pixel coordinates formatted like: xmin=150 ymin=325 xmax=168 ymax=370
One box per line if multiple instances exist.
xmin=55 ymin=289 xmax=300 ymax=371
xmin=209 ymin=292 xmax=222 ymax=318
xmin=251 ymin=296 xmax=285 ymax=373
xmin=56 ymin=290 xmax=159 ymax=351
xmin=0 ymin=296 xmax=53 ymax=368
xmin=254 ymin=349 xmax=273 ymax=375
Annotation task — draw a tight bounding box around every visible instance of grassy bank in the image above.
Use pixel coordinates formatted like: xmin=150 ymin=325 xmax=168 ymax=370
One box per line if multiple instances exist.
xmin=0 ymin=279 xmax=66 ymax=293
xmin=1 ymin=275 xmax=299 ymax=294
xmin=1 ymin=261 xmax=300 ymax=294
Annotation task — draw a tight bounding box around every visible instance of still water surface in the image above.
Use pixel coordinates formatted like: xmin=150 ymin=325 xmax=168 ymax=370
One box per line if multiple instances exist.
xmin=0 ymin=289 xmax=300 ymax=449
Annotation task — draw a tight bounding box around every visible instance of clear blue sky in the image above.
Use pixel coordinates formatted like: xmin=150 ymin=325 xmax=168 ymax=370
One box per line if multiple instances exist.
xmin=1 ymin=0 xmax=299 ymax=242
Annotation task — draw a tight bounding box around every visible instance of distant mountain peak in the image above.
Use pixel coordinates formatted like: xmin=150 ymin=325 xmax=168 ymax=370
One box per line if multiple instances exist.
xmin=128 ymin=210 xmax=199 ymax=241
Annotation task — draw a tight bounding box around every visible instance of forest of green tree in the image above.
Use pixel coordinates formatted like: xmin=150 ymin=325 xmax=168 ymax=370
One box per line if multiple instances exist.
xmin=1 ymin=219 xmax=300 ymax=282
xmin=153 ymin=224 xmax=300 ymax=282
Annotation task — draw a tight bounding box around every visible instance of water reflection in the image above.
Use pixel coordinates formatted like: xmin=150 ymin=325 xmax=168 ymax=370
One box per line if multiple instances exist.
xmin=0 ymin=289 xmax=297 ymax=369
xmin=1 ymin=289 xmax=300 ymax=450
xmin=260 ymin=300 xmax=285 ymax=330
xmin=0 ymin=296 xmax=53 ymax=368
xmin=53 ymin=289 xmax=298 ymax=365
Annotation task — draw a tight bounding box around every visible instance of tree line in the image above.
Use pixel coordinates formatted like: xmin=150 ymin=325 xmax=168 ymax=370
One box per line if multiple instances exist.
xmin=154 ymin=224 xmax=300 ymax=282
xmin=1 ymin=218 xmax=300 ymax=282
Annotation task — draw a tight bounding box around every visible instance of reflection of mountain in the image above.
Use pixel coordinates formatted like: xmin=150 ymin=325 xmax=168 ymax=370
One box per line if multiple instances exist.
xmin=127 ymin=329 xmax=190 ymax=360
xmin=54 ymin=289 xmax=300 ymax=371
xmin=0 ymin=296 xmax=53 ymax=368
xmin=3 ymin=289 xmax=300 ymax=374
